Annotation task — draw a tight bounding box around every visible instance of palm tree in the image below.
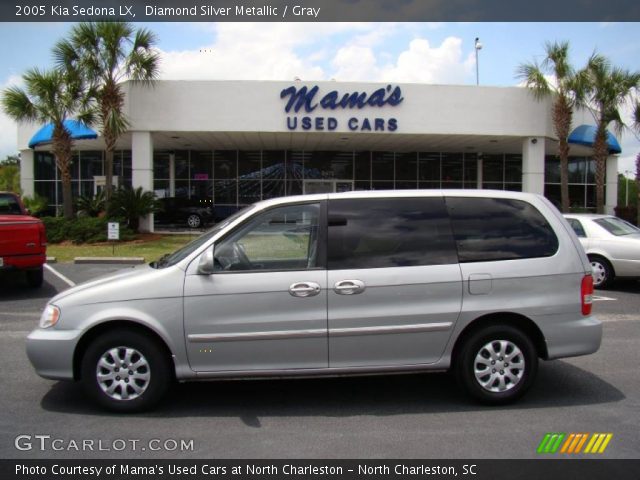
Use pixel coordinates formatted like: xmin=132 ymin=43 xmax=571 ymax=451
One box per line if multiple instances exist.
xmin=2 ymin=68 xmax=92 ymax=219
xmin=54 ymin=22 xmax=159 ymax=208
xmin=517 ymin=41 xmax=587 ymax=213
xmin=108 ymin=186 xmax=157 ymax=232
xmin=584 ymin=55 xmax=640 ymax=214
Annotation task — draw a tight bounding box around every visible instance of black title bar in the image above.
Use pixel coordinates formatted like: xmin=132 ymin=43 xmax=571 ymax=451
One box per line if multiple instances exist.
xmin=3 ymin=0 xmax=640 ymax=22
xmin=4 ymin=459 xmax=640 ymax=480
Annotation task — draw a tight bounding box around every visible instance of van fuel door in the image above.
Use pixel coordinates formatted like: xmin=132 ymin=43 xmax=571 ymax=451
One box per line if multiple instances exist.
xmin=468 ymin=273 xmax=493 ymax=295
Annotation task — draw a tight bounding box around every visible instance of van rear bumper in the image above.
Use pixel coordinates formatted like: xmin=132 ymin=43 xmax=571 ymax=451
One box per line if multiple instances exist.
xmin=541 ymin=315 xmax=602 ymax=360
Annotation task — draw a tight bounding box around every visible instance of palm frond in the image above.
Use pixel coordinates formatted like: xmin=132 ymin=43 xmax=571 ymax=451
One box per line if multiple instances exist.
xmin=2 ymin=86 xmax=38 ymax=122
xmin=515 ymin=63 xmax=551 ymax=100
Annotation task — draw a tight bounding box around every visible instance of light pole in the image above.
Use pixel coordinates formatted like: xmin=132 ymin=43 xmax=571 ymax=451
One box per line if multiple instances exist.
xmin=474 ymin=37 xmax=483 ymax=85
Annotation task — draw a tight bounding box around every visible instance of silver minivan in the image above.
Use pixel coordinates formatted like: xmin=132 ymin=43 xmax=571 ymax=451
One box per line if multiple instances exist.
xmin=27 ymin=190 xmax=601 ymax=412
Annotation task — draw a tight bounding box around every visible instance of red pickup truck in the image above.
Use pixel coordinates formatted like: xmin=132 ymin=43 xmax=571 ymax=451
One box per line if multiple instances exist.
xmin=0 ymin=192 xmax=47 ymax=287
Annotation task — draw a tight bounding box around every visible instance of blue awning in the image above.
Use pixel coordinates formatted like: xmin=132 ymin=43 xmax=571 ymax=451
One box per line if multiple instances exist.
xmin=568 ymin=124 xmax=622 ymax=154
xmin=28 ymin=119 xmax=97 ymax=148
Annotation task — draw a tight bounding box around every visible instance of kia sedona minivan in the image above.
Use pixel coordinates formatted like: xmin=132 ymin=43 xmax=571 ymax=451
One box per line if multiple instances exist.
xmin=27 ymin=190 xmax=601 ymax=412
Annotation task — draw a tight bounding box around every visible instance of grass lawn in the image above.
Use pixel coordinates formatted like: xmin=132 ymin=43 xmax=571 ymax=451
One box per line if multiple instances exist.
xmin=47 ymin=234 xmax=197 ymax=263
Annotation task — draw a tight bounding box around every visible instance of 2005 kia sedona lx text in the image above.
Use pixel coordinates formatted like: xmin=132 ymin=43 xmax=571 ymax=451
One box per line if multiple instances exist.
xmin=27 ymin=190 xmax=601 ymax=412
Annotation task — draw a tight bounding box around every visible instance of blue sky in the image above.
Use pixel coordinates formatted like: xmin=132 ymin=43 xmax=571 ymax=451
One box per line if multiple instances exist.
xmin=1 ymin=22 xmax=639 ymax=173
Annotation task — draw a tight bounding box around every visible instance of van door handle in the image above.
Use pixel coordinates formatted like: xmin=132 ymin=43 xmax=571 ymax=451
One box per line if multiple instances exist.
xmin=334 ymin=279 xmax=366 ymax=295
xmin=289 ymin=282 xmax=321 ymax=298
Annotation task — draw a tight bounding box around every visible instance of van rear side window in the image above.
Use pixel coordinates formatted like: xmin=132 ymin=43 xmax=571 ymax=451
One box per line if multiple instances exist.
xmin=446 ymin=197 xmax=559 ymax=263
xmin=328 ymin=197 xmax=458 ymax=269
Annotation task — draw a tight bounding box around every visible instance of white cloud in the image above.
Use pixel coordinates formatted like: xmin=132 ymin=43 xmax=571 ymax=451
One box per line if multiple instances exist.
xmin=158 ymin=24 xmax=475 ymax=86
xmin=158 ymin=23 xmax=365 ymax=81
xmin=331 ymin=36 xmax=474 ymax=84
xmin=0 ymin=75 xmax=24 ymax=160
xmin=380 ymin=37 xmax=475 ymax=84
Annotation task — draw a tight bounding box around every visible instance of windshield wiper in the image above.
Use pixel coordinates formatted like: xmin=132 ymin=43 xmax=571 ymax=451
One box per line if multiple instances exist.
xmin=151 ymin=253 xmax=171 ymax=269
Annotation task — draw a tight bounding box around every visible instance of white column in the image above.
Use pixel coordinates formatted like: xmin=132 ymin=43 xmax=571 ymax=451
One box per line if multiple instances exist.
xmin=131 ymin=131 xmax=154 ymax=232
xmin=476 ymin=156 xmax=483 ymax=189
xmin=521 ymin=137 xmax=545 ymax=195
xmin=605 ymin=155 xmax=618 ymax=215
xmin=19 ymin=149 xmax=35 ymax=197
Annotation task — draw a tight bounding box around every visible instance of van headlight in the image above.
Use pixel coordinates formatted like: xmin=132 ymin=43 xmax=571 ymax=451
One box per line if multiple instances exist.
xmin=39 ymin=305 xmax=60 ymax=329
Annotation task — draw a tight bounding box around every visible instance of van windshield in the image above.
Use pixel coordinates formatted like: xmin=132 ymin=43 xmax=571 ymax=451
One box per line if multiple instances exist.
xmin=151 ymin=206 xmax=255 ymax=269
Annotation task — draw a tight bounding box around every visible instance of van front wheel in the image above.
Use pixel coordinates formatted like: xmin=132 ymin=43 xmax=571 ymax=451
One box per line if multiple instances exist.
xmin=455 ymin=325 xmax=537 ymax=405
xmin=80 ymin=330 xmax=172 ymax=412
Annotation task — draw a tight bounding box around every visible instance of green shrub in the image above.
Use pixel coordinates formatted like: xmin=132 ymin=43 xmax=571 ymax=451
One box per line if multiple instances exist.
xmin=42 ymin=216 xmax=135 ymax=244
xmin=22 ymin=193 xmax=49 ymax=217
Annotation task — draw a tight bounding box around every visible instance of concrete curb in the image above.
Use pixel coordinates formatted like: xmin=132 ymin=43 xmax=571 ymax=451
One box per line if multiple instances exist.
xmin=74 ymin=257 xmax=145 ymax=265
xmin=46 ymin=257 xmax=57 ymax=263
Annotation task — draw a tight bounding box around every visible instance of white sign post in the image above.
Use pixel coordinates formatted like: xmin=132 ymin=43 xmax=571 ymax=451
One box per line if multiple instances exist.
xmin=108 ymin=222 xmax=120 ymax=255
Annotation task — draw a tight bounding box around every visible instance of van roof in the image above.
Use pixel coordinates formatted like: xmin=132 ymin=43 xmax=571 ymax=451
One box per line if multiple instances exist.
xmin=253 ymin=189 xmax=542 ymax=209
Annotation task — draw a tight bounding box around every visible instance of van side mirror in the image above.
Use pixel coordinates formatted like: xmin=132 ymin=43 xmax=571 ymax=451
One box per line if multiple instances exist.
xmin=197 ymin=247 xmax=215 ymax=275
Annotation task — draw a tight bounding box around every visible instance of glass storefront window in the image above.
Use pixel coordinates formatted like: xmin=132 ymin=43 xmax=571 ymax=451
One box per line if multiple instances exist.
xmin=191 ymin=151 xmax=213 ymax=179
xmin=262 ymin=151 xmax=286 ymax=180
xmin=71 ymin=154 xmax=80 ymax=181
xmin=214 ymin=151 xmax=237 ymax=179
xmin=174 ymin=151 xmax=189 ymax=179
xmin=483 ymin=154 xmax=504 ymax=183
xmin=418 ymin=152 xmax=441 ymax=183
xmin=305 ymin=151 xmax=354 ymax=180
xmin=214 ymin=179 xmax=237 ymax=204
xmin=121 ymin=150 xmax=132 ymax=186
xmin=238 ymin=151 xmax=262 ymax=178
xmin=238 ymin=180 xmax=261 ymax=204
xmin=395 ymin=153 xmax=418 ymax=181
xmin=372 ymin=152 xmax=394 ymax=180
xmin=153 ymin=152 xmax=170 ymax=180
xmin=545 ymin=156 xmax=560 ymax=183
xmin=464 ymin=153 xmax=478 ymax=184
xmin=34 ymin=153 xmax=57 ymax=180
xmin=154 ymin=179 xmax=170 ymax=198
xmin=442 ymin=153 xmax=463 ymax=183
xmin=354 ymin=151 xmax=371 ymax=181
xmin=263 ymin=180 xmax=285 ymax=199
xmin=505 ymin=154 xmax=522 ymax=183
xmin=286 ymin=151 xmax=307 ymax=181
xmin=80 ymin=151 xmax=103 ymax=179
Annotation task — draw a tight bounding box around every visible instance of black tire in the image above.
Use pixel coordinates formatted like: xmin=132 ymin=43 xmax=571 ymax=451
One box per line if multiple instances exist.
xmin=186 ymin=214 xmax=202 ymax=229
xmin=588 ymin=255 xmax=614 ymax=289
xmin=80 ymin=329 xmax=172 ymax=413
xmin=26 ymin=266 xmax=44 ymax=288
xmin=455 ymin=324 xmax=538 ymax=405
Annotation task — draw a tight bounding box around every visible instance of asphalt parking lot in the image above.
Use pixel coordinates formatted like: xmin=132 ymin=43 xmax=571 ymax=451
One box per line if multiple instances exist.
xmin=0 ymin=264 xmax=638 ymax=459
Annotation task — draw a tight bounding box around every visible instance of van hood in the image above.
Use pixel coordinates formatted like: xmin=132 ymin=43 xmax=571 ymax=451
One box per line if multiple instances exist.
xmin=49 ymin=263 xmax=185 ymax=306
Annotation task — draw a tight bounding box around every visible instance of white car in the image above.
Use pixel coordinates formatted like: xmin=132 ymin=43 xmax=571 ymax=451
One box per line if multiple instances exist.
xmin=564 ymin=214 xmax=640 ymax=288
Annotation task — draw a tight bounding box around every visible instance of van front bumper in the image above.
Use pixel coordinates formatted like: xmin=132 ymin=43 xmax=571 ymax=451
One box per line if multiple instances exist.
xmin=26 ymin=328 xmax=82 ymax=381
xmin=541 ymin=315 xmax=602 ymax=360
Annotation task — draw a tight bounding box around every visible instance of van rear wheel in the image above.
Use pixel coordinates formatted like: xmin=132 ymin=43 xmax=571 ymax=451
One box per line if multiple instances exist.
xmin=455 ymin=325 xmax=537 ymax=405
xmin=80 ymin=329 xmax=172 ymax=412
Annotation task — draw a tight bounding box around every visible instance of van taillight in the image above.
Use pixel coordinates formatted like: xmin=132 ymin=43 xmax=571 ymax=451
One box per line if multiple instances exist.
xmin=39 ymin=222 xmax=47 ymax=247
xmin=581 ymin=274 xmax=594 ymax=316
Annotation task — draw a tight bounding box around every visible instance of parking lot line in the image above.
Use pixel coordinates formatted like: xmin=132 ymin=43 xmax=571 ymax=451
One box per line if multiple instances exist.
xmin=44 ymin=263 xmax=76 ymax=287
xmin=593 ymin=295 xmax=617 ymax=301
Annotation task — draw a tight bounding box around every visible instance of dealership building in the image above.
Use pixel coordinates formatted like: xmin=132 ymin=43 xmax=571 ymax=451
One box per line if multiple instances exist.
xmin=16 ymin=80 xmax=621 ymax=231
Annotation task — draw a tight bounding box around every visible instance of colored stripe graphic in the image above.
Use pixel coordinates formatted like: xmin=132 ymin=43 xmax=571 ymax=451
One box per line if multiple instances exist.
xmin=537 ymin=433 xmax=565 ymax=453
xmin=585 ymin=433 xmax=613 ymax=454
xmin=539 ymin=433 xmax=613 ymax=454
